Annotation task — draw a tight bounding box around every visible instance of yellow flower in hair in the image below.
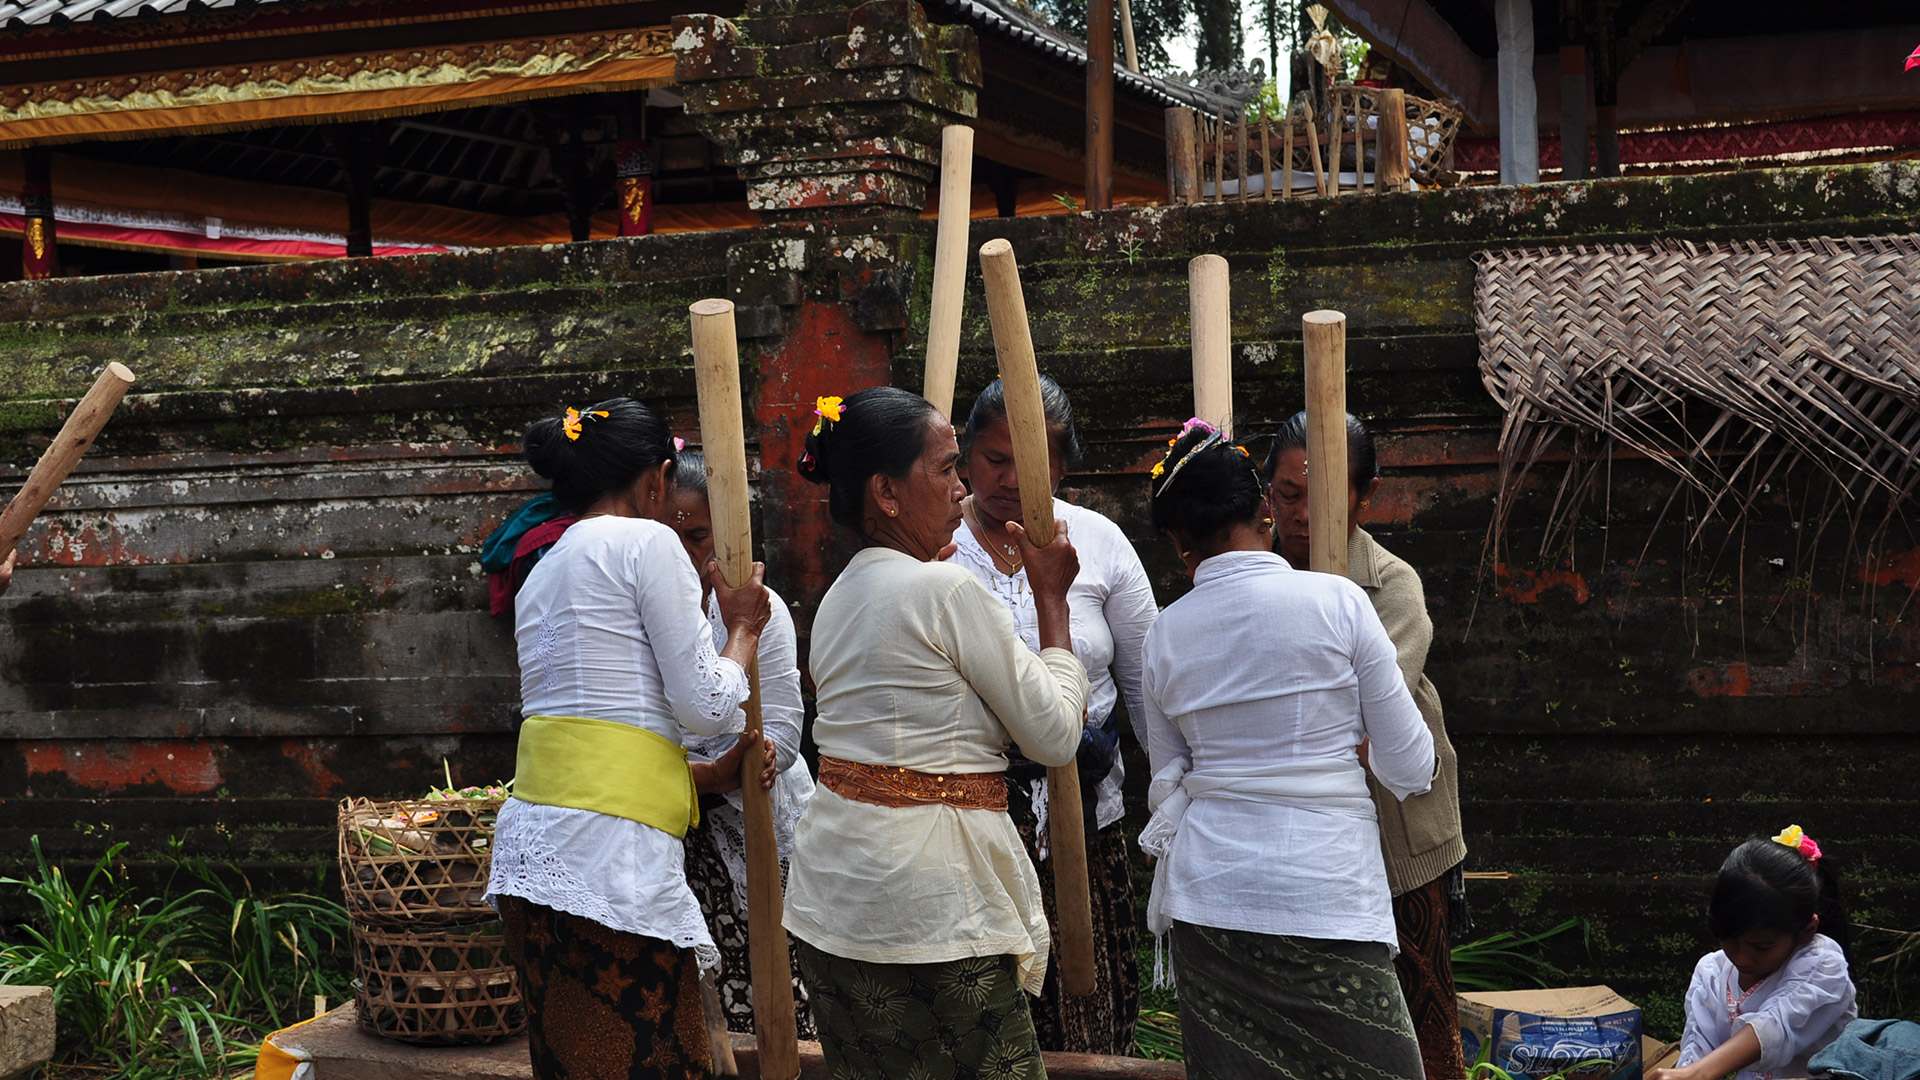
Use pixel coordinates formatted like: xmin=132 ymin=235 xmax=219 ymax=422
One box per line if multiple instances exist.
xmin=563 ymin=407 xmax=584 ymax=441
xmin=812 ymin=395 xmax=845 ymax=436
xmin=1236 ymin=444 xmax=1251 ymax=458
xmin=1150 ymin=460 xmax=1166 ymax=479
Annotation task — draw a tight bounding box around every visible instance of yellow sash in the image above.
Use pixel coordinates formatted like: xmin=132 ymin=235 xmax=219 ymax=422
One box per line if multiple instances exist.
xmin=513 ymin=715 xmax=700 ymax=837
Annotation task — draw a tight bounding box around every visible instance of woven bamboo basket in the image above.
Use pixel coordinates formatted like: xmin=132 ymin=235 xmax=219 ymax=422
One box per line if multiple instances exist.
xmin=338 ymin=797 xmax=500 ymax=927
xmin=1401 ymin=92 xmax=1463 ymax=186
xmin=352 ymin=922 xmax=525 ymax=1045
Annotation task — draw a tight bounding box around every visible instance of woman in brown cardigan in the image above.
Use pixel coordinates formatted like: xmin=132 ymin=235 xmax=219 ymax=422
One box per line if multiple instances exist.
xmin=1263 ymin=411 xmax=1470 ymax=1080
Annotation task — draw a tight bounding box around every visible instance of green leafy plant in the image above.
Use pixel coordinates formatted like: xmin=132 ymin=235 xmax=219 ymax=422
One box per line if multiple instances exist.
xmin=164 ymin=851 xmax=352 ymax=1032
xmin=1051 ymin=192 xmax=1082 ymax=212
xmin=1135 ymin=1008 xmax=1183 ymax=1061
xmin=1450 ymin=918 xmax=1588 ymax=992
xmin=0 ymin=838 xmax=237 ymax=1078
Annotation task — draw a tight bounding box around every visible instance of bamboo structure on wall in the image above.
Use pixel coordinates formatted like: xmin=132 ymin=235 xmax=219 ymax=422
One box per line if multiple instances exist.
xmin=1165 ymin=89 xmax=1462 ymax=204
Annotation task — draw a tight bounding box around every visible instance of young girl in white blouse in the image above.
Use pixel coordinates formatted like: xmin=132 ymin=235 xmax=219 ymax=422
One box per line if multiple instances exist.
xmin=1651 ymin=827 xmax=1857 ymax=1080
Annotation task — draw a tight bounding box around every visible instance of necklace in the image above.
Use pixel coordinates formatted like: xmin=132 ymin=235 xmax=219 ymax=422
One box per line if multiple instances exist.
xmin=965 ymin=500 xmax=1022 ymax=574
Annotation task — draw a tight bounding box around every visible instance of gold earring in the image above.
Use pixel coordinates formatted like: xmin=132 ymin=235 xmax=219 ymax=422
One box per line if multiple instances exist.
xmin=887 ymin=507 xmax=898 ymax=517
xmin=1179 ymin=550 xmax=1192 ymax=559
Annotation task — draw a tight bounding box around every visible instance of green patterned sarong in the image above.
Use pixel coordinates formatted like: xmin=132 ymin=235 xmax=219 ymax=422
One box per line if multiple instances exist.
xmin=794 ymin=940 xmax=1046 ymax=1080
xmin=1170 ymin=921 xmax=1423 ymax=1080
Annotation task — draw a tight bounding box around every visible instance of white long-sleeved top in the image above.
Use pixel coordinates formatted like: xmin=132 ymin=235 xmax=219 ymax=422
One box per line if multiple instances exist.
xmin=951 ymin=499 xmax=1158 ymax=837
xmin=1137 ymin=549 xmax=1433 ymax=949
xmin=485 ymin=515 xmax=751 ymax=969
xmin=783 ymin=546 xmax=1090 ymax=993
xmin=682 ymin=587 xmax=815 ymax=914
xmin=1677 ymin=935 xmax=1856 ymax=1080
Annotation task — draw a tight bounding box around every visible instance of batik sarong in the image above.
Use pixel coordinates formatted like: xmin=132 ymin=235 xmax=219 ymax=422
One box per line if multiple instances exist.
xmin=1169 ymin=921 xmax=1423 ymax=1080
xmin=794 ymin=939 xmax=1045 ymax=1080
xmin=498 ymin=895 xmax=713 ymax=1080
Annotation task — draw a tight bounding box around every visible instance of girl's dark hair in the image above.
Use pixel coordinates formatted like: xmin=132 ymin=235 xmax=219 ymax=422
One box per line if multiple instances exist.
xmin=962 ymin=375 xmax=1084 ymax=465
xmin=1150 ymin=427 xmax=1265 ymax=543
xmin=797 ymin=386 xmax=939 ymax=530
xmin=1708 ymin=836 xmax=1852 ymax=962
xmin=672 ymin=451 xmax=708 ymax=497
xmin=1262 ymin=410 xmax=1380 ymax=491
xmin=524 ymin=398 xmax=678 ymax=513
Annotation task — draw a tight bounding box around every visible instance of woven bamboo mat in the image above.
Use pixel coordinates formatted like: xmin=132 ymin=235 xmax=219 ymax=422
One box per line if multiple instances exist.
xmin=1476 ymin=235 xmax=1920 ymax=552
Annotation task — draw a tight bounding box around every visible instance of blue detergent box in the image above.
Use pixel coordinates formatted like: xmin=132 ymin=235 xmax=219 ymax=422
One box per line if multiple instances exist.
xmin=1459 ymin=986 xmax=1644 ymax=1080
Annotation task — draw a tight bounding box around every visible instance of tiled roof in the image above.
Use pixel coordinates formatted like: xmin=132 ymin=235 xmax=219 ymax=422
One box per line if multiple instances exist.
xmin=0 ymin=0 xmax=301 ymax=29
xmin=923 ymin=0 xmax=1236 ymax=112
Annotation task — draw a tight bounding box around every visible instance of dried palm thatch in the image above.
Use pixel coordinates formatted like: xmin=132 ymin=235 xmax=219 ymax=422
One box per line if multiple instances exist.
xmin=1477 ymin=235 xmax=1920 ymax=564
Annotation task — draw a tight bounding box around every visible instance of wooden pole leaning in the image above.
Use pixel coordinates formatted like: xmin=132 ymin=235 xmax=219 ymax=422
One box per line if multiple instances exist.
xmin=688 ymin=298 xmax=800 ymax=1080
xmin=1188 ymin=255 xmax=1233 ymax=436
xmin=1302 ymin=310 xmax=1349 ymax=577
xmin=975 ymin=238 xmax=1098 ymax=998
xmin=1378 ymin=88 xmax=1411 ymax=191
xmin=0 ymin=362 xmax=135 ymax=562
xmin=924 ymin=125 xmax=975 ymax=419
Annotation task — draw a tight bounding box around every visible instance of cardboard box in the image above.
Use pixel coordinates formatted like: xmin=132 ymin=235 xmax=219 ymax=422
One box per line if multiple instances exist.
xmin=1460 ymin=987 xmax=1644 ymax=1080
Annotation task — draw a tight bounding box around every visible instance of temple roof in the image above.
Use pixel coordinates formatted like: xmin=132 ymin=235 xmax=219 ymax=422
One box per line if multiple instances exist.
xmin=924 ymin=0 xmax=1235 ymax=112
xmin=0 ymin=0 xmax=300 ymax=29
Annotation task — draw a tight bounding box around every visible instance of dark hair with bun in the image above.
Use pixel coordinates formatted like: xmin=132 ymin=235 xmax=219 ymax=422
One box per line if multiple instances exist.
xmin=1150 ymin=427 xmax=1265 ymax=544
xmin=961 ymin=375 xmax=1084 ymax=465
xmin=523 ymin=397 xmax=678 ymax=513
xmin=797 ymin=386 xmax=938 ymax=530
xmin=1262 ymin=410 xmax=1380 ymax=492
xmin=1708 ymin=835 xmax=1851 ymax=966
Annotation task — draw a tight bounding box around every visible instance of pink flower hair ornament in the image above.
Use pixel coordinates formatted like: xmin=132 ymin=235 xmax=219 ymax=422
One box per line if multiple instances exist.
xmin=1907 ymin=44 xmax=1919 ymax=72
xmin=1773 ymin=824 xmax=1822 ymax=862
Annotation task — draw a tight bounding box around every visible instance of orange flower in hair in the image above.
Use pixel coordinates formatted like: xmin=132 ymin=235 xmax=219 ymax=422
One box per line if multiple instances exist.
xmin=561 ymin=407 xmax=609 ymax=442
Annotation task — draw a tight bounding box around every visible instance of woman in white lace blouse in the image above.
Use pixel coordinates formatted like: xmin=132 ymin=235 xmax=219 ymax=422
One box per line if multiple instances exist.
xmin=485 ymin=398 xmax=772 ymax=1080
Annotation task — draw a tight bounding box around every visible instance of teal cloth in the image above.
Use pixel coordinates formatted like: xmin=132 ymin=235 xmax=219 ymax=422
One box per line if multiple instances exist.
xmin=481 ymin=493 xmax=560 ymax=573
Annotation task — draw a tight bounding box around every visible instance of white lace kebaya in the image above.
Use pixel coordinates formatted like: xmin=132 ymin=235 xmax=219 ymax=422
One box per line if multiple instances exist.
xmin=485 ymin=515 xmax=751 ymax=972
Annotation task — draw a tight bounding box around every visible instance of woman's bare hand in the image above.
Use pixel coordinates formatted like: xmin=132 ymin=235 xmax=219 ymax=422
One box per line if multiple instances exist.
xmin=709 ymin=560 xmax=771 ymax=636
xmin=691 ymin=733 xmax=779 ymax=794
xmin=1008 ymin=519 xmax=1078 ymax=608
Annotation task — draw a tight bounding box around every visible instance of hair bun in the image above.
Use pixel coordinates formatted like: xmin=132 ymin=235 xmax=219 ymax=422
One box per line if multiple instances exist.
xmin=523 ymin=415 xmax=574 ymax=480
xmin=797 ymin=424 xmax=833 ymax=485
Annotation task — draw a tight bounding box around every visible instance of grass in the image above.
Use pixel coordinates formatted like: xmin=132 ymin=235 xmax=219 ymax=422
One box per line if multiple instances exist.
xmin=0 ymin=837 xmax=351 ymax=1080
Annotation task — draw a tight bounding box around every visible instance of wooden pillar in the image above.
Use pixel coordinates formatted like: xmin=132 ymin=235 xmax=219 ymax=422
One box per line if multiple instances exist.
xmin=1117 ymin=0 xmax=1140 ymax=73
xmin=1494 ymin=0 xmax=1539 ymax=185
xmin=1085 ymin=0 xmax=1115 ymax=211
xmin=1165 ymin=108 xmax=1200 ymax=204
xmin=20 ymin=147 xmax=56 ymax=280
xmin=331 ymin=124 xmax=379 ymax=259
xmin=615 ymin=91 xmax=654 ymax=237
xmin=1559 ymin=45 xmax=1589 ymax=181
xmin=559 ymin=104 xmax=595 ymax=243
xmin=1377 ymin=89 xmax=1410 ymax=191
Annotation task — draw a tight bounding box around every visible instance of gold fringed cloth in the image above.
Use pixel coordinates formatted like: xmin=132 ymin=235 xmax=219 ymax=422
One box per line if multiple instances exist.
xmin=0 ymin=29 xmax=674 ymax=148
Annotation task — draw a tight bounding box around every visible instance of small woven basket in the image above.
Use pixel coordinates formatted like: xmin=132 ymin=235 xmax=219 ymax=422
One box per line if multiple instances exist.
xmin=338 ymin=797 xmax=501 ymax=927
xmin=352 ymin=922 xmax=525 ymax=1045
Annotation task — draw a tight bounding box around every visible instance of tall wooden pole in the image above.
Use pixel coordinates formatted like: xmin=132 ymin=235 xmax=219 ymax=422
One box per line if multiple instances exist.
xmin=0 ymin=363 xmax=135 ymax=562
xmin=1117 ymin=0 xmax=1140 ymax=73
xmin=688 ymin=298 xmax=800 ymax=1080
xmin=975 ymin=238 xmax=1098 ymax=998
xmin=1085 ymin=0 xmax=1115 ymax=211
xmin=1378 ymin=89 xmax=1410 ymax=192
xmin=1188 ymin=255 xmax=1233 ymax=436
xmin=924 ymin=125 xmax=975 ymax=419
xmin=1302 ymin=310 xmax=1349 ymax=576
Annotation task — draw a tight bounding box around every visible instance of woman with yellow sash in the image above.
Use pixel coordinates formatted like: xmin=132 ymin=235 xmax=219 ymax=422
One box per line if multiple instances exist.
xmin=666 ymin=452 xmax=818 ymax=1039
xmin=781 ymin=387 xmax=1090 ymax=1080
xmin=486 ymin=398 xmax=773 ymax=1080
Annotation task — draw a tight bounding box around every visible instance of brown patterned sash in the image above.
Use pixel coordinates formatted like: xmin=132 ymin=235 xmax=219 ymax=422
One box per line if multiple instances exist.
xmin=817 ymin=755 xmax=1009 ymax=812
